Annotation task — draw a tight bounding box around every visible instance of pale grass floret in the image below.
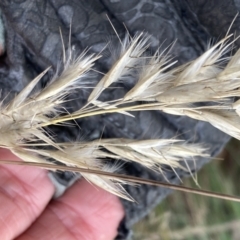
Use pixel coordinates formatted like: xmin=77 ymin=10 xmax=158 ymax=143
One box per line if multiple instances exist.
xmin=124 ymin=51 xmax=177 ymax=101
xmin=87 ymin=33 xmax=150 ymax=103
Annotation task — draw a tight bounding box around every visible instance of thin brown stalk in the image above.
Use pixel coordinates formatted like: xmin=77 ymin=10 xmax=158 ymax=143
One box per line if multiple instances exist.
xmin=0 ymin=160 xmax=240 ymax=202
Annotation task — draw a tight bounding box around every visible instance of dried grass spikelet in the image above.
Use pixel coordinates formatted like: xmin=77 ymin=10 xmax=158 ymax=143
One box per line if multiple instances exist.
xmin=156 ymin=35 xmax=240 ymax=104
xmin=0 ymin=51 xmax=99 ymax=149
xmin=123 ymin=49 xmax=177 ymax=101
xmin=17 ymin=139 xmax=206 ymax=200
xmin=3 ymin=30 xmax=240 ymax=201
xmin=87 ymin=33 xmax=150 ymax=104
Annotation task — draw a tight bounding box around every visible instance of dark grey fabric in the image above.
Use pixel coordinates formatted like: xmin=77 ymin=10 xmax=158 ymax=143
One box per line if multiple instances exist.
xmin=0 ymin=1 xmax=238 ymax=239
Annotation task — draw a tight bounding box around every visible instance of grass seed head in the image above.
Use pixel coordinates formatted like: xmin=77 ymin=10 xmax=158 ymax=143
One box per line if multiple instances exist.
xmin=2 ymin=32 xmax=240 ymax=200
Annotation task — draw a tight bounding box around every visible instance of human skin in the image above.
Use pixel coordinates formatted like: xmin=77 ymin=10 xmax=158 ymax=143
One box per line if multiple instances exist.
xmin=0 ymin=148 xmax=124 ymax=240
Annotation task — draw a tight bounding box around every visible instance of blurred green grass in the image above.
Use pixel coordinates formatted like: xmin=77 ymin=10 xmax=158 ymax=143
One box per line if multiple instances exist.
xmin=133 ymin=138 xmax=240 ymax=240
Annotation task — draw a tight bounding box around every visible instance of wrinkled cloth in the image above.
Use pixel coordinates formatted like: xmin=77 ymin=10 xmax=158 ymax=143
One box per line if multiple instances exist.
xmin=1 ymin=0 xmax=239 ymax=238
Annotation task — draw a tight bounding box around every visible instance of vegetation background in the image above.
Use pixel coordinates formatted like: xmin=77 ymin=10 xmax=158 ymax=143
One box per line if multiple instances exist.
xmin=134 ymin=138 xmax=240 ymax=240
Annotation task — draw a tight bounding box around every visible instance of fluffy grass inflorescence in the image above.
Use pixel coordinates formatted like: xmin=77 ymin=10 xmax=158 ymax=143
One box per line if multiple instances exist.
xmin=1 ymin=32 xmax=240 ymax=201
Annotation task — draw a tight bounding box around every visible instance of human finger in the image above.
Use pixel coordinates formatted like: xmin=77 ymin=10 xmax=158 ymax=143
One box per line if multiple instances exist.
xmin=17 ymin=179 xmax=124 ymax=240
xmin=0 ymin=149 xmax=55 ymax=240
